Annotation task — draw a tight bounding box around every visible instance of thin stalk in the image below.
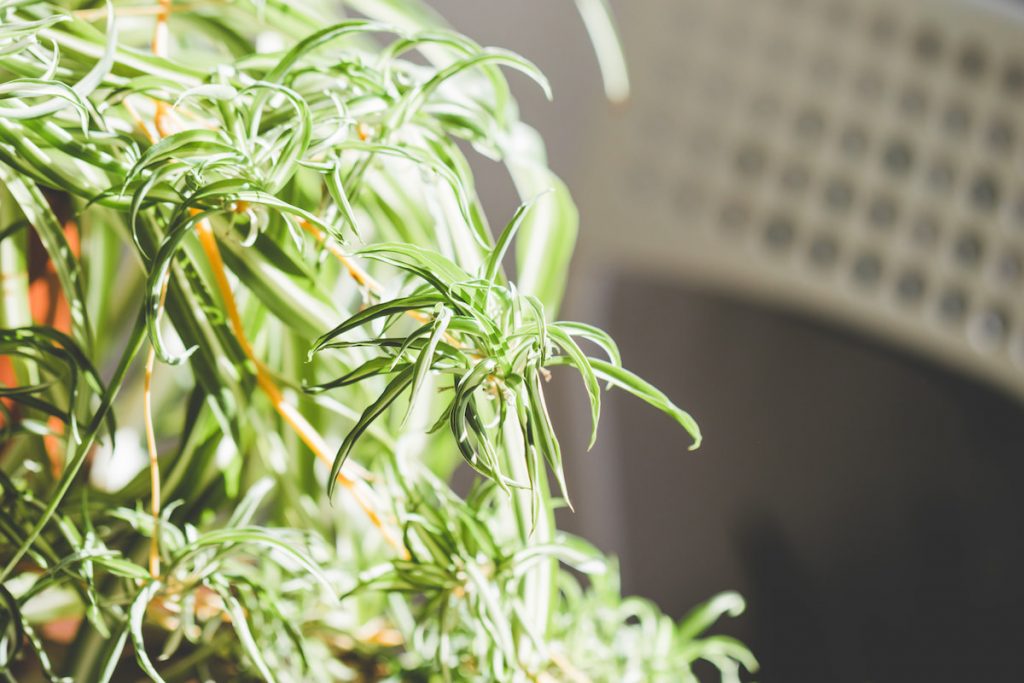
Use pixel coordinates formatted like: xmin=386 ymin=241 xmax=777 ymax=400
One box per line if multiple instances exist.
xmin=144 ymin=2 xmax=170 ymax=579
xmin=502 ymin=416 xmax=555 ymax=673
xmin=0 ymin=186 xmax=34 ymax=334
xmin=298 ymin=219 xmax=382 ymax=292
xmin=73 ymin=2 xmax=228 ymax=21
xmin=136 ymin=1 xmax=404 ymax=558
xmin=193 ymin=217 xmax=406 ymax=554
xmin=0 ymin=305 xmax=149 ymax=582
xmin=299 ymin=219 xmax=466 ymax=349
xmin=0 ymin=182 xmax=42 ymax=460
xmin=144 ymin=278 xmax=169 ymax=579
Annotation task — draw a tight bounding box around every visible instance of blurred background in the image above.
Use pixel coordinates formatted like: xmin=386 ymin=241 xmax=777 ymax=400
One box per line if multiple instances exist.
xmin=434 ymin=0 xmax=1024 ymax=680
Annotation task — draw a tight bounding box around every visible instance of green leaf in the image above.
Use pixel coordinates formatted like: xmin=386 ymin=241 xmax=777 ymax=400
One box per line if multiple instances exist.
xmin=548 ymin=355 xmax=702 ymax=450
xmin=553 ymin=320 xmax=621 ymax=367
xmin=547 ymin=324 xmax=601 ymax=449
xmin=525 ymin=367 xmax=569 ymax=508
xmin=574 ymin=0 xmax=630 ymax=103
xmin=214 ymin=587 xmax=279 ymax=683
xmin=93 ymin=622 xmax=129 ymax=683
xmin=305 ymin=357 xmax=409 ymax=393
xmin=0 ymin=168 xmax=93 ymax=348
xmin=129 ymin=581 xmax=167 ymax=683
xmin=0 ymin=1 xmax=117 ymax=120
xmin=448 ymin=358 xmax=497 ymax=467
xmin=328 ymin=365 xmax=415 ymax=497
xmin=311 ymin=293 xmax=445 ymax=354
xmin=482 ymin=195 xmax=542 ymax=286
xmin=404 ymin=306 xmax=451 ymax=424
xmin=676 ymin=591 xmax=747 ymax=642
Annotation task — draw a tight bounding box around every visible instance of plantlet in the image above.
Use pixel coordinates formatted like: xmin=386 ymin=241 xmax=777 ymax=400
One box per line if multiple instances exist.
xmin=0 ymin=1 xmax=757 ymax=681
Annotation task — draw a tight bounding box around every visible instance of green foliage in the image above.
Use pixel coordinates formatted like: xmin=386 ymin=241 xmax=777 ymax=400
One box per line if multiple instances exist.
xmin=0 ymin=1 xmax=755 ymax=681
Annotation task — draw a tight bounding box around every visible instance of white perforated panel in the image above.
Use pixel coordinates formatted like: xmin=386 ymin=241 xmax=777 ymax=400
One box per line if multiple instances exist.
xmin=582 ymin=0 xmax=1024 ymax=398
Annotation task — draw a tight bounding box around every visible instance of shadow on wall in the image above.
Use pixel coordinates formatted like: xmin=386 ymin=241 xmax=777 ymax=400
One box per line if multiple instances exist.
xmin=567 ymin=275 xmax=1024 ymax=683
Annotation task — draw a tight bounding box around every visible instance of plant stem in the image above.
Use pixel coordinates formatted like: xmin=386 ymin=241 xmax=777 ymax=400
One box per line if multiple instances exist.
xmin=194 ymin=218 xmax=407 ymax=553
xmin=0 ymin=182 xmax=35 ymax=347
xmin=0 ymin=305 xmax=149 ymax=582
xmin=0 ymin=181 xmax=43 ymax=460
xmin=503 ymin=416 xmax=555 ymax=672
xmin=145 ymin=278 xmax=169 ymax=579
xmin=141 ymin=4 xmax=403 ymax=558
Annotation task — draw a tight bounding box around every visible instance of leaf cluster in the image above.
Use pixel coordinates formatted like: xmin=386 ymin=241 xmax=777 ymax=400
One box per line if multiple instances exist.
xmin=0 ymin=1 xmax=754 ymax=681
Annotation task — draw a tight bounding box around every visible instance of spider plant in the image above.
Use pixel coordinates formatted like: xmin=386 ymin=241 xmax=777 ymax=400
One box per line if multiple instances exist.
xmin=0 ymin=1 xmax=757 ymax=681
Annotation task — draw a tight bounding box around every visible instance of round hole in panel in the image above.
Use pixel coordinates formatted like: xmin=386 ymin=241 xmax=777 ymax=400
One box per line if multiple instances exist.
xmin=913 ymin=25 xmax=943 ymax=63
xmin=868 ymin=11 xmax=899 ymax=46
xmin=953 ymin=230 xmax=985 ymax=268
xmin=825 ymin=177 xmax=856 ymax=212
xmin=867 ymin=195 xmax=900 ymax=230
xmin=895 ymin=269 xmax=927 ymax=305
xmin=937 ymin=286 xmax=969 ymax=323
xmin=764 ymin=215 xmax=797 ymax=250
xmin=958 ymin=42 xmax=988 ymax=80
xmin=969 ymin=172 xmax=1001 ymax=212
xmin=968 ymin=305 xmax=1010 ymax=352
xmin=852 ymin=251 xmax=883 ymax=286
xmin=1002 ymin=60 xmax=1024 ymax=97
xmin=824 ymin=177 xmax=855 ymax=212
xmin=883 ymin=139 xmax=915 ymax=174
xmin=808 ymin=234 xmax=839 ymax=268
xmin=943 ymin=101 xmax=972 ymax=135
xmin=735 ymin=143 xmax=768 ymax=178
xmin=987 ymin=118 xmax=1015 ymax=153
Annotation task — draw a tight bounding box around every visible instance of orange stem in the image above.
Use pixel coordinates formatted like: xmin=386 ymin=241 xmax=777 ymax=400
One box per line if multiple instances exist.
xmin=297 ymin=220 xmax=465 ymax=348
xmin=193 ymin=219 xmax=406 ymax=555
xmin=139 ymin=4 xmax=406 ymax=560
xmin=74 ymin=2 xmax=223 ymax=21
xmin=145 ymin=279 xmax=169 ymax=579
xmin=298 ymin=220 xmax=382 ymax=292
xmin=140 ymin=0 xmax=172 ymax=582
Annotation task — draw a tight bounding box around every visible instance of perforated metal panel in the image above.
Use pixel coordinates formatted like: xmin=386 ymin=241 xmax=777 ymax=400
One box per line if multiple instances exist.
xmin=581 ymin=0 xmax=1024 ymax=399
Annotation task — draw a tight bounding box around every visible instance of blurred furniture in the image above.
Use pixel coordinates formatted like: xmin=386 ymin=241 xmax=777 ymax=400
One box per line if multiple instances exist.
xmin=583 ymin=0 xmax=1024 ymax=396
xmin=563 ymin=0 xmax=1024 ymax=680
